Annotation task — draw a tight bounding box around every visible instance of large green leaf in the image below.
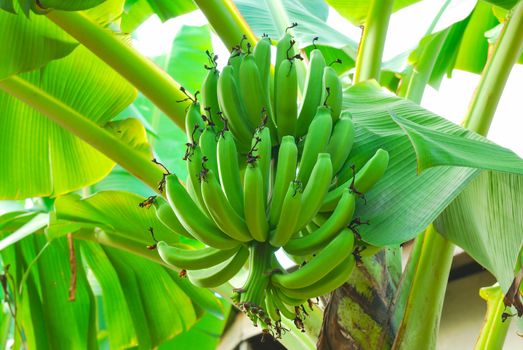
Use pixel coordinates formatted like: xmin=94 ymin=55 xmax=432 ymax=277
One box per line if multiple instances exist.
xmin=345 ymin=81 xmax=512 ymax=245
xmin=38 ymin=0 xmax=105 ymax=11
xmin=484 ymin=0 xmax=521 ymax=9
xmin=390 ymin=113 xmax=523 ymax=174
xmin=435 ymin=171 xmax=523 ymax=292
xmin=0 ymin=45 xmax=137 ymax=199
xmin=234 ymin=0 xmax=357 ymax=52
xmin=326 ymin=0 xmax=420 ymax=26
xmin=121 ymin=0 xmax=197 ymax=32
xmin=52 ymin=191 xmax=178 ymax=244
xmin=0 ymin=6 xmax=77 ymax=78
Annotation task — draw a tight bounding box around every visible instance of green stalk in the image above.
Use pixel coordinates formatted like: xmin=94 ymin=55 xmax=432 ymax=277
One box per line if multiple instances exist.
xmin=462 ymin=2 xmax=523 ymax=134
xmin=193 ymin=0 xmax=258 ymax=50
xmin=46 ymin=10 xmax=189 ymax=130
xmin=354 ymin=0 xmax=394 ymax=83
xmin=392 ymin=225 xmax=454 ymax=349
xmin=394 ymin=2 xmax=523 ymax=348
xmin=0 ymin=76 xmax=164 ymax=193
xmin=475 ymin=284 xmax=511 ymax=350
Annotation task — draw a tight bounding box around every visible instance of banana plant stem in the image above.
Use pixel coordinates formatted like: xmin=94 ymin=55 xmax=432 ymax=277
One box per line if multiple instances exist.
xmin=462 ymin=1 xmax=523 ymax=135
xmin=193 ymin=0 xmax=258 ymax=50
xmin=395 ymin=2 xmax=523 ymax=348
xmin=46 ymin=10 xmax=190 ymax=130
xmin=475 ymin=284 xmax=511 ymax=350
xmin=354 ymin=0 xmax=394 ymax=83
xmin=0 ymin=76 xmax=164 ymax=194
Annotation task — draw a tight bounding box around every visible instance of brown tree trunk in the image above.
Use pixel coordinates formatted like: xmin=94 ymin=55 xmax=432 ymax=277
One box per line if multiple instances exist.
xmin=317 ymin=248 xmax=402 ymax=350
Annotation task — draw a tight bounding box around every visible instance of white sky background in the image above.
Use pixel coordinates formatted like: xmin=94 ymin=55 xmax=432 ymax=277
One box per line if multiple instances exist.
xmin=133 ymin=1 xmax=523 ymax=159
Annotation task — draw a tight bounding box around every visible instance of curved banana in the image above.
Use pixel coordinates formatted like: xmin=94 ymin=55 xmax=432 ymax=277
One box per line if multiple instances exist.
xmin=243 ymin=163 xmax=269 ymax=242
xmin=156 ymin=200 xmax=194 ymax=239
xmin=270 ymin=181 xmax=302 ymax=247
xmin=240 ymin=54 xmax=269 ymax=128
xmin=269 ymin=135 xmax=298 ymax=227
xmin=279 ymin=255 xmax=356 ymax=300
xmin=271 ymin=228 xmax=354 ymax=289
xmin=217 ymin=130 xmax=244 ymax=217
xmin=321 ymin=66 xmax=343 ymax=122
xmin=297 ymin=49 xmax=326 ymax=137
xmin=165 ymin=174 xmax=238 ymax=249
xmin=320 ymin=149 xmax=389 ymax=212
xmin=275 ymin=59 xmax=297 ymax=140
xmin=271 ymin=285 xmax=306 ymax=308
xmin=294 ymin=153 xmax=333 ymax=232
xmin=185 ymin=102 xmax=204 ymax=143
xmin=199 ymin=127 xmax=219 ymax=177
xmin=265 ymin=289 xmax=282 ymax=323
xmin=275 ymin=33 xmax=293 ymax=81
xmin=201 ymin=67 xmax=224 ymax=130
xmin=284 ymin=189 xmax=356 ymax=256
xmin=253 ymin=37 xmax=272 ymax=103
xmin=217 ymin=65 xmax=253 ymax=150
xmin=327 ymin=113 xmax=355 ymax=175
xmin=157 ymin=241 xmax=240 ymax=270
xmin=185 ymin=145 xmax=209 ymax=213
xmin=187 ymin=246 xmax=249 ymax=288
xmin=250 ymin=127 xmax=272 ymax=199
xmin=297 ymin=106 xmax=332 ymax=185
xmin=201 ymin=169 xmax=252 ymax=242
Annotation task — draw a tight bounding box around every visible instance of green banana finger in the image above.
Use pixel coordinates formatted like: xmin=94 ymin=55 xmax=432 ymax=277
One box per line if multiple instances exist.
xmin=320 ymin=149 xmax=389 ymax=212
xmin=279 ymin=255 xmax=356 ymax=300
xmin=327 ymin=113 xmax=355 ymax=175
xmin=297 ymin=48 xmax=326 ymax=137
xmin=284 ymin=189 xmax=356 ymax=256
xmin=265 ymin=289 xmax=281 ymax=322
xmin=185 ymin=102 xmax=204 ymax=144
xmin=321 ymin=66 xmax=343 ymax=122
xmin=201 ymin=66 xmax=224 ymax=130
xmin=187 ymin=246 xmax=249 ymax=288
xmin=275 ymin=32 xmax=293 ymax=81
xmin=271 ymin=228 xmax=354 ymax=289
xmin=217 ymin=65 xmax=253 ymax=151
xmin=217 ymin=130 xmax=244 ymax=217
xmin=275 ymin=59 xmax=297 ymax=140
xmin=297 ymin=106 xmax=332 ymax=185
xmin=243 ymin=163 xmax=269 ymax=242
xmin=155 ymin=200 xmax=194 ymax=239
xmin=250 ymin=127 xmax=272 ymax=199
xmin=199 ymin=127 xmax=219 ymax=177
xmin=185 ymin=146 xmax=209 ymax=214
xmin=269 ymin=135 xmax=298 ymax=227
xmin=270 ymin=181 xmax=302 ymax=247
xmin=165 ymin=174 xmax=238 ymax=249
xmin=253 ymin=36 xmax=272 ymax=104
xmin=271 ymin=285 xmax=306 ymax=308
xmin=270 ymin=288 xmax=298 ymax=319
xmin=295 ymin=153 xmax=333 ymax=232
xmin=201 ymin=169 xmax=252 ymax=242
xmin=157 ymin=241 xmax=240 ymax=270
xmin=240 ymin=54 xmax=269 ymax=128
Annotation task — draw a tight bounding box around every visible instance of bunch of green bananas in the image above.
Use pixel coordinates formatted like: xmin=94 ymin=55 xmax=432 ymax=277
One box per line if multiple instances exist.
xmin=152 ymin=32 xmax=389 ymax=337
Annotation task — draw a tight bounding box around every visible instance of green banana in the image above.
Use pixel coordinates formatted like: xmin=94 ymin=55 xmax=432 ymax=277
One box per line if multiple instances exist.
xmin=243 ymin=163 xmax=269 ymax=242
xmin=321 ymin=66 xmax=343 ymax=122
xmin=201 ymin=67 xmax=224 ymax=130
xmin=275 ymin=33 xmax=293 ymax=81
xmin=201 ymin=169 xmax=252 ymax=242
xmin=284 ymin=189 xmax=356 ymax=256
xmin=297 ymin=49 xmax=326 ymax=137
xmin=297 ymin=106 xmax=332 ymax=185
xmin=157 ymin=241 xmax=240 ymax=270
xmin=217 ymin=130 xmax=244 ymax=217
xmin=270 ymin=288 xmax=297 ymax=319
xmin=240 ymin=54 xmax=269 ymax=128
xmin=187 ymin=246 xmax=249 ymax=288
xmin=155 ymin=200 xmax=194 ymax=240
xmin=253 ymin=37 xmax=272 ymax=103
xmin=271 ymin=228 xmax=354 ymax=289
xmin=165 ymin=174 xmax=238 ymax=249
xmin=270 ymin=181 xmax=302 ymax=247
xmin=271 ymin=285 xmax=307 ymax=307
xmin=269 ymin=135 xmax=298 ymax=227
xmin=185 ymin=102 xmax=204 ymax=144
xmin=327 ymin=113 xmax=355 ymax=175
xmin=249 ymin=127 xmax=272 ymax=199
xmin=229 ymin=49 xmax=244 ymax=83
xmin=265 ymin=289 xmax=282 ymax=322
xmin=320 ymin=149 xmax=389 ymax=212
xmin=279 ymin=255 xmax=356 ymax=300
xmin=199 ymin=127 xmax=219 ymax=177
xmin=275 ymin=59 xmax=297 ymax=140
xmin=294 ymin=153 xmax=333 ymax=231
xmin=217 ymin=65 xmax=253 ymax=150
xmin=185 ymin=145 xmax=208 ymax=214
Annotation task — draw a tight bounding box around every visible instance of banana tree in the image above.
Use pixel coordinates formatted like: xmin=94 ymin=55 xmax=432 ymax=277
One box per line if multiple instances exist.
xmin=0 ymin=0 xmax=522 ymax=349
